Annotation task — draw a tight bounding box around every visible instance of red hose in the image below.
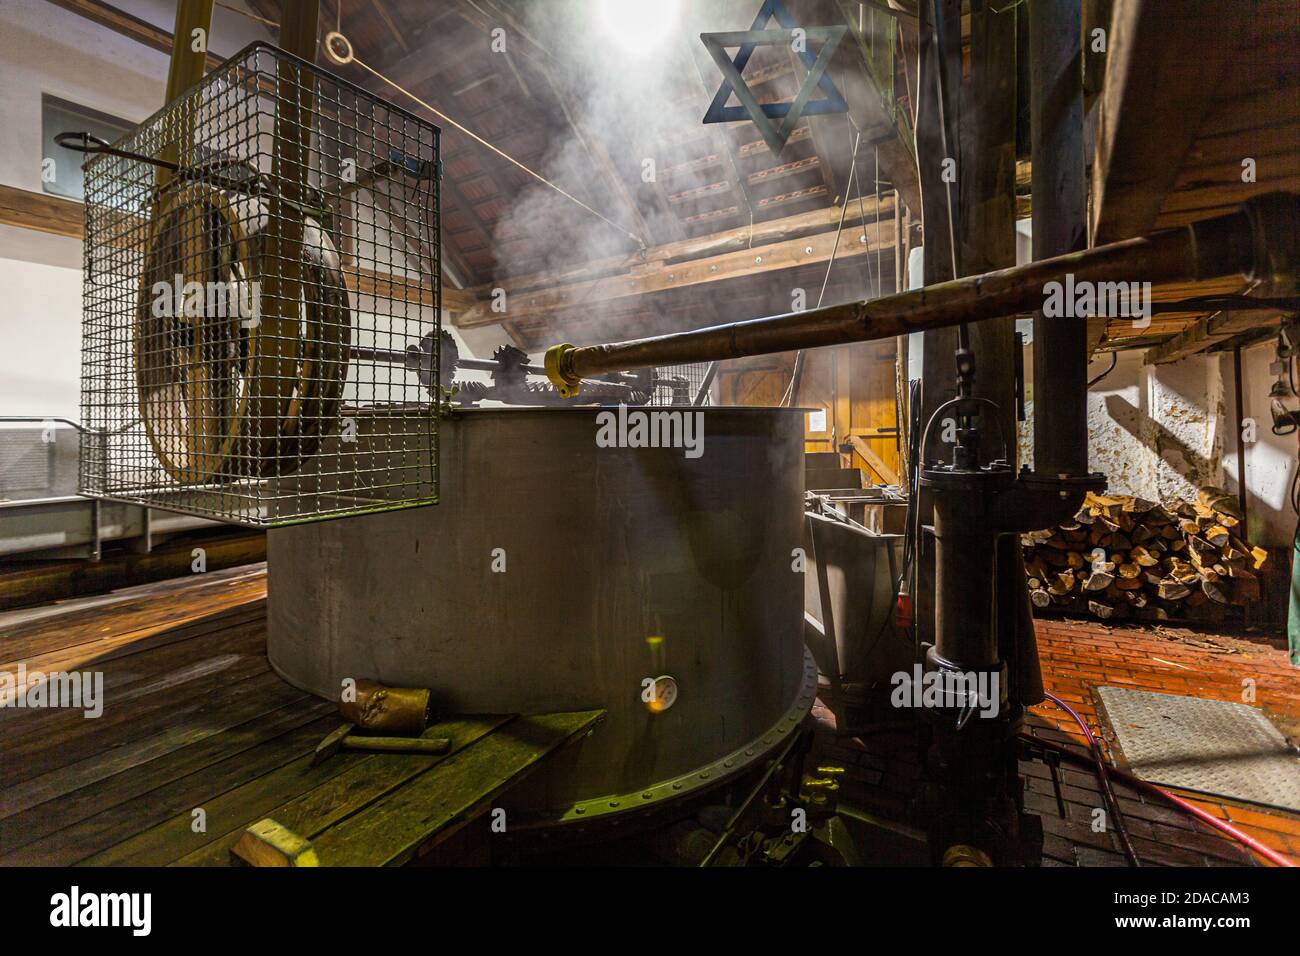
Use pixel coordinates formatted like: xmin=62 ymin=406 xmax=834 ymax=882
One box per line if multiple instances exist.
xmin=1022 ymin=732 xmax=1295 ymax=868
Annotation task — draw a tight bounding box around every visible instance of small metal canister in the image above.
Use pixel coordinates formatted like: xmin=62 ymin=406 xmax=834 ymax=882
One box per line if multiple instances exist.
xmin=339 ymin=680 xmax=432 ymax=736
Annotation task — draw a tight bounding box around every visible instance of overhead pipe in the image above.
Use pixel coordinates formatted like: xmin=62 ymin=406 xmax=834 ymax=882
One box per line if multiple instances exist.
xmin=544 ymin=194 xmax=1298 ymax=397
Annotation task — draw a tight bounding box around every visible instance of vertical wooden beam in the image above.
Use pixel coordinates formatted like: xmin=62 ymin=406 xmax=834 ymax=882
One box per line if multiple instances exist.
xmin=157 ymin=0 xmax=214 ymax=192
xmin=163 ymin=0 xmax=214 ymax=103
xmin=1029 ymin=0 xmax=1088 ymax=477
xmin=278 ymin=0 xmax=320 ymax=60
xmin=913 ymin=0 xmax=962 ymax=649
xmin=916 ymin=0 xmax=962 ymax=438
xmin=960 ymin=0 xmax=1019 ymax=460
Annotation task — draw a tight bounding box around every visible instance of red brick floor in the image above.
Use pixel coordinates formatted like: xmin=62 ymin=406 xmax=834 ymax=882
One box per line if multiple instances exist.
xmin=809 ymin=617 xmax=1300 ymax=866
xmin=1030 ymin=616 xmax=1300 ymax=865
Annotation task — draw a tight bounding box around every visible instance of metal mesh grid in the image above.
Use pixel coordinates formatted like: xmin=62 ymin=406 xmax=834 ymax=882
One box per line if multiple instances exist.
xmin=650 ymin=363 xmax=713 ymax=406
xmin=79 ymin=42 xmax=440 ymax=527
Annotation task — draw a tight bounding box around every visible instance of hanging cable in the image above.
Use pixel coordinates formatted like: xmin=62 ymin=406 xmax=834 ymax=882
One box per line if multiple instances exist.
xmin=1041 ymin=693 xmax=1140 ymax=867
xmin=781 ymin=128 xmax=863 ymax=407
xmin=1087 ymin=351 xmax=1118 ymax=387
xmin=216 ymin=3 xmax=646 ymax=251
xmin=351 ymin=57 xmax=645 ymax=250
xmin=927 ymin=0 xmax=971 ymax=393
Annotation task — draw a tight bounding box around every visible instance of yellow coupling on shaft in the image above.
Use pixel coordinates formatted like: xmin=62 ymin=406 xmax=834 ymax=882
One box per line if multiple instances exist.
xmin=544 ymin=343 xmax=583 ymax=398
xmin=942 ymin=844 xmax=993 ymax=867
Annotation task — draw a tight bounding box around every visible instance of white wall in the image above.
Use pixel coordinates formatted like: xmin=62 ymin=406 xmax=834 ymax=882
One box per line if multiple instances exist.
xmin=1086 ymin=343 xmax=1295 ymax=548
xmin=1220 ymin=338 xmax=1297 ymax=547
xmin=0 ymin=0 xmax=267 ymax=422
xmin=0 ymin=0 xmax=516 ymax=423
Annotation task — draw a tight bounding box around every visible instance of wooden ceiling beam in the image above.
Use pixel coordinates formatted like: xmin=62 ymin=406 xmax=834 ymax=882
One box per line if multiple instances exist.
xmin=0 ymin=183 xmax=477 ymax=313
xmin=0 ymin=184 xmax=82 ymax=239
xmin=455 ymin=213 xmax=896 ymax=329
xmin=1090 ymin=0 xmax=1235 ymax=243
xmin=43 ymin=0 xmax=232 ymax=70
xmin=1144 ymin=308 xmax=1284 ymax=365
xmin=474 ymin=193 xmax=894 ymax=296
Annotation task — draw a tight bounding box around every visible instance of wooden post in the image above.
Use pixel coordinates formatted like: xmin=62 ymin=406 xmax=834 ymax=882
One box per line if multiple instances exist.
xmin=916 ymin=0 xmax=963 ymax=437
xmin=163 ymin=0 xmax=214 ymax=104
xmin=960 ymin=0 xmax=1019 ymax=463
xmin=157 ymin=0 xmax=214 ymax=191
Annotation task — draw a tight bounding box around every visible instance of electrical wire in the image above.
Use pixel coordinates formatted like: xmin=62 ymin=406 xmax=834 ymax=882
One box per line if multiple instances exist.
xmin=214 ymin=0 xmax=276 ymax=27
xmin=780 ymin=128 xmax=863 ymax=408
xmin=1022 ymin=733 xmax=1295 ymax=868
xmin=351 ymin=57 xmax=645 ymax=250
xmin=1040 ymin=692 xmax=1140 ymax=867
xmin=1087 ymin=351 xmax=1118 ymax=387
xmin=216 ymin=2 xmax=645 ymax=251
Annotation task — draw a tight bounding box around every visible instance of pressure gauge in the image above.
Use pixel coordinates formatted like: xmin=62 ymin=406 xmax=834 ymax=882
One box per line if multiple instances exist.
xmin=645 ymin=675 xmax=679 ymax=714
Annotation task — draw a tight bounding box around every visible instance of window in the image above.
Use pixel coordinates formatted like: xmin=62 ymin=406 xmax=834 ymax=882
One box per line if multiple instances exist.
xmin=41 ymin=94 xmax=135 ymax=202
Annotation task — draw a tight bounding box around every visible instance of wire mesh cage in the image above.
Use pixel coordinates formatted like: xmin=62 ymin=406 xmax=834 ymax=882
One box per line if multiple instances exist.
xmin=78 ymin=42 xmax=440 ymax=527
xmin=649 ymin=363 xmax=714 ymax=406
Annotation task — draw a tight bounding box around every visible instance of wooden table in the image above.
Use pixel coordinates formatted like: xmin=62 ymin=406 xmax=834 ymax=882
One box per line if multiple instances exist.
xmin=0 ymin=565 xmax=602 ymax=866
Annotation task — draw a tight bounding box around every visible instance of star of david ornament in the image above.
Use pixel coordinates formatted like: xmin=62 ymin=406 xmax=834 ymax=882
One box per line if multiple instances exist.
xmin=702 ymin=0 xmax=849 ymax=156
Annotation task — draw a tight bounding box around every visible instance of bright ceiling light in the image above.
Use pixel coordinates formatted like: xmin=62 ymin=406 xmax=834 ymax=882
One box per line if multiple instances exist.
xmin=596 ymin=0 xmax=682 ymax=58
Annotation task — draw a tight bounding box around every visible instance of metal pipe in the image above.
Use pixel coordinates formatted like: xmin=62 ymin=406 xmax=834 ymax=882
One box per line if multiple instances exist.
xmin=1233 ymin=345 xmax=1250 ymax=541
xmin=544 ymin=194 xmax=1296 ymax=397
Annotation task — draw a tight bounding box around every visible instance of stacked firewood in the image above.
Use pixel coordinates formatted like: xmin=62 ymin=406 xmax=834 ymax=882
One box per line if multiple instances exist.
xmin=1023 ymin=489 xmax=1268 ymax=622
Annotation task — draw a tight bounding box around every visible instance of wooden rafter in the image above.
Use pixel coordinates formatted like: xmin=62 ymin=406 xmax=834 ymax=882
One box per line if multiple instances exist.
xmin=0 ymin=182 xmax=477 ymax=313
xmin=1090 ymin=0 xmax=1234 ymax=244
xmin=43 ymin=0 xmax=233 ymax=69
xmin=455 ymin=213 xmax=895 ymax=329
xmin=466 ymin=193 xmax=893 ymax=296
xmin=1144 ymin=309 xmax=1285 ymax=365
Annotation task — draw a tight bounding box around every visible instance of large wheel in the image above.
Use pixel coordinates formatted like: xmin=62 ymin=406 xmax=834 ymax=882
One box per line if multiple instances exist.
xmin=135 ymin=185 xmax=350 ymax=483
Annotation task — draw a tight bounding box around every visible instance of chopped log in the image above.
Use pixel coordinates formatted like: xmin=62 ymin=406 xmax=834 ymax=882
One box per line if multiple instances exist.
xmin=1130 ymin=546 xmax=1159 ymax=567
xmin=1197 ymin=487 xmax=1242 ymax=519
xmin=1048 ymin=571 xmax=1076 ymax=595
xmin=1157 ymin=580 xmax=1191 ymax=601
xmin=1201 ymin=577 xmax=1229 ymax=605
xmin=1084 ymin=570 xmax=1115 ymax=592
xmin=1088 ymin=600 xmax=1116 ymax=619
xmin=1204 ymin=525 xmax=1231 ymax=548
xmin=1022 ymin=490 xmax=1266 ymax=623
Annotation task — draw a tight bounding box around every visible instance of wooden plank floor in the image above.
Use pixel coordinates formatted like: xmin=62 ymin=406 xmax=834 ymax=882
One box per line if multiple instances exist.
xmin=0 ymin=566 xmax=601 ymax=866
